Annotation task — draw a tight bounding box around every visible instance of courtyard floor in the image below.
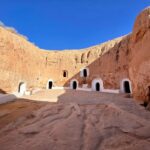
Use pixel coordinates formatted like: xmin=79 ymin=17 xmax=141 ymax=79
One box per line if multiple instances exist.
xmin=0 ymin=89 xmax=150 ymax=150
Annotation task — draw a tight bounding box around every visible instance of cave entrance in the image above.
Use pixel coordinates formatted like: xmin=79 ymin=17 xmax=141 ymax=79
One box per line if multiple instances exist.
xmin=124 ymin=81 xmax=131 ymax=93
xmin=96 ymin=82 xmax=100 ymax=91
xmin=18 ymin=82 xmax=26 ymax=95
xmin=73 ymin=81 xmax=77 ymax=90
xmin=92 ymin=78 xmax=103 ymax=92
xmin=83 ymin=69 xmax=87 ymax=77
xmin=48 ymin=81 xmax=53 ymax=89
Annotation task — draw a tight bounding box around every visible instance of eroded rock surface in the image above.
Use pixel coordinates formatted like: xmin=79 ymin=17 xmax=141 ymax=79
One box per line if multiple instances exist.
xmin=0 ymin=7 xmax=150 ymax=101
xmin=0 ymin=90 xmax=150 ymax=150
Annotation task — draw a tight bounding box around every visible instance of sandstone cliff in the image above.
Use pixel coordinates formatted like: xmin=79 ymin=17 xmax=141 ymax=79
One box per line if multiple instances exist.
xmin=0 ymin=7 xmax=150 ymax=101
xmin=129 ymin=7 xmax=150 ymax=100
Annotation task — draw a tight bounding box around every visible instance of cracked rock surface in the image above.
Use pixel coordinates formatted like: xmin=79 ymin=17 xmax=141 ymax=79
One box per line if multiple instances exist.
xmin=0 ymin=90 xmax=150 ymax=150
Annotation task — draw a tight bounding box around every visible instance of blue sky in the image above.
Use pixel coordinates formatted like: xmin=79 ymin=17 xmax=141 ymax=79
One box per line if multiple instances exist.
xmin=0 ymin=0 xmax=150 ymax=50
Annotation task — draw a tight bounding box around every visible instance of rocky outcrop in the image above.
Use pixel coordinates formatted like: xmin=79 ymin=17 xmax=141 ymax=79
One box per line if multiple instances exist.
xmin=129 ymin=7 xmax=150 ymax=101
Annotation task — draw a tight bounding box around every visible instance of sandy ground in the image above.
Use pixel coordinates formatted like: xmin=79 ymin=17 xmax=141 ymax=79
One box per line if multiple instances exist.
xmin=0 ymin=89 xmax=150 ymax=150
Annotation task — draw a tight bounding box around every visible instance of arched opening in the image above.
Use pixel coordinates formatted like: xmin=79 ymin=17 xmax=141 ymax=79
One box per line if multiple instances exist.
xmin=73 ymin=81 xmax=77 ymax=90
xmin=70 ymin=79 xmax=78 ymax=90
xmin=80 ymin=68 xmax=89 ymax=77
xmin=120 ymin=79 xmax=132 ymax=94
xmin=48 ymin=81 xmax=53 ymax=89
xmin=83 ymin=69 xmax=87 ymax=77
xmin=92 ymin=78 xmax=104 ymax=92
xmin=18 ymin=82 xmax=26 ymax=95
xmin=124 ymin=81 xmax=131 ymax=93
xmin=96 ymin=82 xmax=100 ymax=91
xmin=63 ymin=70 xmax=68 ymax=77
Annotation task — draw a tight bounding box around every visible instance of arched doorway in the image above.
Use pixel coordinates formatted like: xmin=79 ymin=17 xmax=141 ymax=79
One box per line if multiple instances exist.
xmin=18 ymin=82 xmax=26 ymax=95
xmin=80 ymin=68 xmax=89 ymax=77
xmin=124 ymin=81 xmax=131 ymax=93
xmin=83 ymin=69 xmax=87 ymax=77
xmin=92 ymin=78 xmax=104 ymax=92
xmin=96 ymin=82 xmax=100 ymax=91
xmin=47 ymin=79 xmax=53 ymax=89
xmin=48 ymin=81 xmax=53 ymax=89
xmin=73 ymin=81 xmax=77 ymax=90
xmin=70 ymin=79 xmax=78 ymax=90
xmin=120 ymin=79 xmax=132 ymax=94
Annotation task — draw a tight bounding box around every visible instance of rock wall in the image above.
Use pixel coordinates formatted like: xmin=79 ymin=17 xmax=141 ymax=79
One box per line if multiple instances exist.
xmin=0 ymin=7 xmax=150 ymax=101
xmin=64 ymin=35 xmax=131 ymax=90
xmin=129 ymin=7 xmax=150 ymax=101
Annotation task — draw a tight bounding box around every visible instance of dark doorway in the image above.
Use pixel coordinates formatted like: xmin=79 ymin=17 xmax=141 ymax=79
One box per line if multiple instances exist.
xmin=73 ymin=81 xmax=77 ymax=90
xmin=124 ymin=81 xmax=131 ymax=93
xmin=83 ymin=69 xmax=87 ymax=77
xmin=96 ymin=82 xmax=100 ymax=91
xmin=48 ymin=81 xmax=53 ymax=89
xmin=18 ymin=82 xmax=24 ymax=93
xmin=63 ymin=70 xmax=68 ymax=77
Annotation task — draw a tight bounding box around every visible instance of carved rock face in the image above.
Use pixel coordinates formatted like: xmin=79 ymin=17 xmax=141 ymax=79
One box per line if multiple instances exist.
xmin=132 ymin=7 xmax=150 ymax=44
xmin=129 ymin=7 xmax=150 ymax=100
xmin=0 ymin=7 xmax=150 ymax=101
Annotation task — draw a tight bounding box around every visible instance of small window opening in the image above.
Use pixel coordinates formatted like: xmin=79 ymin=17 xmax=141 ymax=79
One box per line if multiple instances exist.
xmin=63 ymin=70 xmax=68 ymax=77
